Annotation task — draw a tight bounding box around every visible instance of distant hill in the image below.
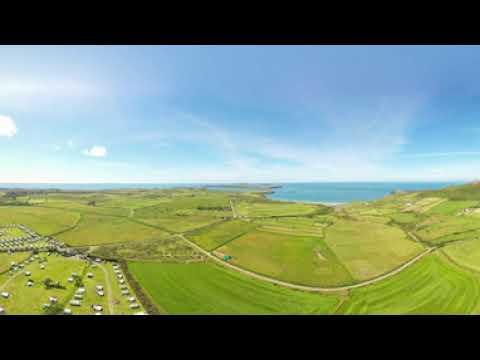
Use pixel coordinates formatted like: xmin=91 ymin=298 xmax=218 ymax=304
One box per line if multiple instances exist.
xmin=421 ymin=182 xmax=480 ymax=200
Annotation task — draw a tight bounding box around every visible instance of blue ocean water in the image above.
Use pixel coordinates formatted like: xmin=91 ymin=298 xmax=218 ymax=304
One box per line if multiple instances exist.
xmin=268 ymin=182 xmax=461 ymax=204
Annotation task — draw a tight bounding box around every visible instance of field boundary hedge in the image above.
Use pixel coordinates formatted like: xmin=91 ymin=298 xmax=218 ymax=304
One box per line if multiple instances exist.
xmin=120 ymin=260 xmax=163 ymax=315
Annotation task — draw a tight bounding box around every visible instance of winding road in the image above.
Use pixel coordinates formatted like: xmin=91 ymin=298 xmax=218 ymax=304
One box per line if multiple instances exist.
xmin=179 ymin=234 xmax=436 ymax=293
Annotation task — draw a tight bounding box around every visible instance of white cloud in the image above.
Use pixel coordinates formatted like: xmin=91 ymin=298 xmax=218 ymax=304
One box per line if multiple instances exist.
xmin=0 ymin=115 xmax=17 ymax=137
xmin=83 ymin=146 xmax=107 ymax=157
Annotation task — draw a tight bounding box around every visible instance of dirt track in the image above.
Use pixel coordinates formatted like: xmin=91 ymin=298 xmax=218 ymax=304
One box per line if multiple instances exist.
xmin=230 ymin=200 xmax=237 ymax=218
xmin=97 ymin=263 xmax=115 ymax=315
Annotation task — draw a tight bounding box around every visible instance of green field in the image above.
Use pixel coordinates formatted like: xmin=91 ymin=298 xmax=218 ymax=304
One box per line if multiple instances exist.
xmin=216 ymin=229 xmax=354 ymax=287
xmin=186 ymin=219 xmax=258 ymax=250
xmin=324 ymin=218 xmax=424 ymax=281
xmin=416 ymin=215 xmax=480 ymax=244
xmin=5 ymin=183 xmax=480 ymax=315
xmin=0 ymin=252 xmax=32 ymax=274
xmin=389 ymin=212 xmax=424 ymax=226
xmin=338 ymin=253 xmax=480 ymax=314
xmin=128 ymin=261 xmax=341 ymax=314
xmin=235 ymin=200 xmax=322 ymax=217
xmin=135 ymin=215 xmax=222 ymax=233
xmin=442 ymin=239 xmax=480 ymax=272
xmin=56 ymin=214 xmax=170 ymax=246
xmin=90 ymin=236 xmax=205 ymax=263
xmin=426 ymin=200 xmax=478 ymax=215
xmin=254 ymin=216 xmax=332 ymax=237
xmin=0 ymin=206 xmax=80 ymax=235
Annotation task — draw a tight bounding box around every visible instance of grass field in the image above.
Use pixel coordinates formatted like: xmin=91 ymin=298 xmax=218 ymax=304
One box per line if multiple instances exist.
xmin=426 ymin=200 xmax=478 ymax=215
xmin=405 ymin=197 xmax=447 ymax=213
xmin=235 ymin=200 xmax=322 ymax=217
xmin=216 ymin=229 xmax=354 ymax=287
xmin=90 ymin=236 xmax=205 ymax=263
xmin=416 ymin=215 xmax=480 ymax=244
xmin=56 ymin=214 xmax=170 ymax=246
xmin=128 ymin=261 xmax=341 ymax=314
xmin=338 ymin=253 xmax=480 ymax=314
xmin=421 ymin=182 xmax=480 ymax=201
xmin=389 ymin=212 xmax=424 ymax=225
xmin=324 ymin=218 xmax=424 ymax=281
xmin=442 ymin=239 xmax=480 ymax=272
xmin=186 ymin=219 xmax=258 ymax=250
xmin=0 ymin=252 xmax=31 ymax=274
xmin=254 ymin=216 xmax=332 ymax=237
xmin=134 ymin=213 xmax=222 ymax=233
xmin=7 ymin=184 xmax=480 ymax=315
xmin=39 ymin=201 xmax=131 ymax=217
xmin=134 ymin=193 xmax=233 ymax=218
xmin=0 ymin=206 xmax=80 ymax=235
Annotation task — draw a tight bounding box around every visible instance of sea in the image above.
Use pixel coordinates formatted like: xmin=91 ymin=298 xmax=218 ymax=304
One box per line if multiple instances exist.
xmin=0 ymin=182 xmax=462 ymax=204
xmin=267 ymin=182 xmax=460 ymax=204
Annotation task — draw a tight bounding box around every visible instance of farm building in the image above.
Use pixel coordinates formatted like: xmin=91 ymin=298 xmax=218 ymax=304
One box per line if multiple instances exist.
xmin=0 ymin=307 xmax=4 ymax=315
xmin=1 ymin=292 xmax=10 ymax=299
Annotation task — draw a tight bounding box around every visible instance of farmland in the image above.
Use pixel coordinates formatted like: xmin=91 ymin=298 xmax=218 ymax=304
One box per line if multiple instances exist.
xmin=0 ymin=206 xmax=80 ymax=236
xmin=55 ymin=214 xmax=170 ymax=246
xmin=235 ymin=200 xmax=324 ymax=217
xmin=216 ymin=229 xmax=354 ymax=287
xmin=128 ymin=261 xmax=341 ymax=314
xmin=338 ymin=253 xmax=480 ymax=314
xmin=323 ymin=218 xmax=423 ymax=281
xmin=186 ymin=219 xmax=257 ymax=250
xmin=3 ymin=182 xmax=480 ymax=314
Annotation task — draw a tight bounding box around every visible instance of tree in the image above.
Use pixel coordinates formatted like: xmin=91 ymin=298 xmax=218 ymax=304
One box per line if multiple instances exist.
xmin=44 ymin=303 xmax=64 ymax=315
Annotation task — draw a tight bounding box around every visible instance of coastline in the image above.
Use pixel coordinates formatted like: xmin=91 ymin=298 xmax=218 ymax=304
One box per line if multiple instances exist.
xmin=267 ymin=197 xmax=345 ymax=206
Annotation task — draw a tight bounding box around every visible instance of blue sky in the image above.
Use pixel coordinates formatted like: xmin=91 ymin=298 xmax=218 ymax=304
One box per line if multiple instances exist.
xmin=1 ymin=45 xmax=480 ymax=183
